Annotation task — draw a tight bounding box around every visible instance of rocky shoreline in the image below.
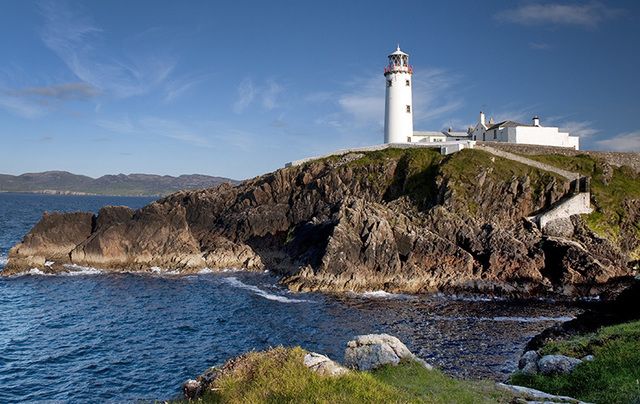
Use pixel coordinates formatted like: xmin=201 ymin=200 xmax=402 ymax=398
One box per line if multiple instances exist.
xmin=180 ymin=333 xmax=588 ymax=404
xmin=4 ymin=148 xmax=638 ymax=299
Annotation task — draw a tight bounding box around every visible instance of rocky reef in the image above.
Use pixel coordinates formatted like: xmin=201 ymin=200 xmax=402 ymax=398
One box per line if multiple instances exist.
xmin=4 ymin=148 xmax=637 ymax=298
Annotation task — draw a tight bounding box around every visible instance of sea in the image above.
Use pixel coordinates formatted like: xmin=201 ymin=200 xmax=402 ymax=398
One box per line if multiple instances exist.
xmin=0 ymin=193 xmax=585 ymax=403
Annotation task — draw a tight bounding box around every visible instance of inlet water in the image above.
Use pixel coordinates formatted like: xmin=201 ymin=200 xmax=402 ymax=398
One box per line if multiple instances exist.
xmin=0 ymin=193 xmax=584 ymax=402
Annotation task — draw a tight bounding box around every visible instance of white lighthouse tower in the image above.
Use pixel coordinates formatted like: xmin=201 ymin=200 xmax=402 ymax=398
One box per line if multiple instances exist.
xmin=384 ymin=45 xmax=413 ymax=144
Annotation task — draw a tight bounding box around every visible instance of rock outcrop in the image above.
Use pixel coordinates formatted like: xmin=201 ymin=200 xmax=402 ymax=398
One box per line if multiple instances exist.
xmin=4 ymin=148 xmax=636 ymax=298
xmin=344 ymin=333 xmax=432 ymax=371
xmin=303 ymin=352 xmax=349 ymax=376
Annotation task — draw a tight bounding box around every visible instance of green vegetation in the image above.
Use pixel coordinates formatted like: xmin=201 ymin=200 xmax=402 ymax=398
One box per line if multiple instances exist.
xmin=525 ymin=154 xmax=640 ymax=257
xmin=511 ymin=320 xmax=640 ymax=404
xmin=440 ymin=149 xmax=565 ymax=215
xmin=188 ymin=347 xmax=512 ymax=403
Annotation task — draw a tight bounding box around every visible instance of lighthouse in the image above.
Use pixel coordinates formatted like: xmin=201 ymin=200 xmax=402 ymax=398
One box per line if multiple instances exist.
xmin=384 ymin=45 xmax=413 ymax=144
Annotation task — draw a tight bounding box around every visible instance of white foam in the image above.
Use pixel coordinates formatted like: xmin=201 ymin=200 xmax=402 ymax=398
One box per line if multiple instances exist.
xmin=429 ymin=315 xmax=575 ymax=323
xmin=221 ymin=276 xmax=311 ymax=303
xmin=198 ymin=267 xmax=215 ymax=274
xmin=0 ymin=254 xmax=8 ymax=266
xmin=356 ymin=290 xmax=416 ymax=300
xmin=61 ymin=264 xmax=103 ymax=276
xmin=148 ymin=266 xmax=181 ymax=275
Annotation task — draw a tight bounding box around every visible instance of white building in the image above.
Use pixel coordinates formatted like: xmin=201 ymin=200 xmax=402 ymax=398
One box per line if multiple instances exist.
xmin=410 ymin=128 xmax=472 ymax=143
xmin=470 ymin=112 xmax=580 ymax=150
xmin=384 ymin=46 xmax=413 ymax=143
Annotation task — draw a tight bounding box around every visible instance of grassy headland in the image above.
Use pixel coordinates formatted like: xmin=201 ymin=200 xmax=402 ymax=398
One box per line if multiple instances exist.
xmin=185 ymin=347 xmax=512 ymax=403
xmin=511 ymin=320 xmax=640 ymax=403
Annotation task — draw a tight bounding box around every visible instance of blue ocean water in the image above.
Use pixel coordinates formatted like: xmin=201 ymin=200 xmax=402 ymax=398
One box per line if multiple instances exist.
xmin=0 ymin=193 xmax=583 ymax=402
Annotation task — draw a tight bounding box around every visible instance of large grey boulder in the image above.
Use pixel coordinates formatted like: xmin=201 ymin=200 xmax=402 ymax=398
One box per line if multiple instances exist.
xmin=344 ymin=333 xmax=432 ymax=371
xmin=303 ymin=352 xmax=349 ymax=376
xmin=538 ymin=354 xmax=583 ymax=375
xmin=518 ymin=350 xmax=540 ymax=375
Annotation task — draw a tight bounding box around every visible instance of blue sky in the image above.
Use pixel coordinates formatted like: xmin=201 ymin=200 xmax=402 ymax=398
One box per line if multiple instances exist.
xmin=0 ymin=0 xmax=638 ymax=180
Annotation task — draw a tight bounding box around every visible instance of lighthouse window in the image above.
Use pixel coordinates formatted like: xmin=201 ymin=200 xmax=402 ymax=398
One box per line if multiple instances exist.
xmin=387 ymin=80 xmax=392 ymax=87
xmin=406 ymin=105 xmax=411 ymax=113
xmin=405 ymin=80 xmax=410 ymax=86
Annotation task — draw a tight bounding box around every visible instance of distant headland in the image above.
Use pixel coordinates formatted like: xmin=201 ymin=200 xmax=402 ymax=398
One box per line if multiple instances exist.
xmin=0 ymin=171 xmax=238 ymax=197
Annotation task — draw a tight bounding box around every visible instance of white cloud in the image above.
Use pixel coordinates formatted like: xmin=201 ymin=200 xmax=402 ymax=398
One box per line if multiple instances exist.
xmin=163 ymin=73 xmax=211 ymax=103
xmin=262 ymin=80 xmax=283 ymax=110
xmin=233 ymin=77 xmax=284 ymax=113
xmin=233 ymin=78 xmax=256 ymax=114
xmin=558 ymin=120 xmax=599 ymax=138
xmin=496 ymin=2 xmax=623 ymax=29
xmin=594 ymin=131 xmax=640 ymax=152
xmin=39 ymin=1 xmax=175 ymax=98
xmin=0 ymin=93 xmax=46 ymax=118
xmin=486 ymin=106 xmax=538 ymax=125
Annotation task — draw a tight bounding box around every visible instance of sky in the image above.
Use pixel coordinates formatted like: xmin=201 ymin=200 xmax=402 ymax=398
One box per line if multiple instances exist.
xmin=0 ymin=0 xmax=639 ymax=180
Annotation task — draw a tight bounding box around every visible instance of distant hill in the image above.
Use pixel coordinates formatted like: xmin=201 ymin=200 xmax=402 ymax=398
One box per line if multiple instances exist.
xmin=0 ymin=171 xmax=238 ymax=196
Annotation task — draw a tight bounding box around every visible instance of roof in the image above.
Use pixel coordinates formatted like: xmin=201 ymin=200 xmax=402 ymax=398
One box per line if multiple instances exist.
xmin=443 ymin=131 xmax=470 ymax=138
xmin=413 ymin=131 xmax=446 ymax=137
xmin=389 ymin=45 xmax=408 ymax=56
xmin=485 ymin=120 xmax=529 ymax=131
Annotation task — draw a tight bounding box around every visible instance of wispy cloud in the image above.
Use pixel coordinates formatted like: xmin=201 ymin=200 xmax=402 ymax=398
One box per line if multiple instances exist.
xmin=558 ymin=120 xmax=599 ymax=138
xmin=529 ymin=42 xmax=551 ymax=50
xmin=233 ymin=77 xmax=284 ymax=113
xmin=262 ymin=80 xmax=283 ymax=110
xmin=163 ymin=73 xmax=211 ymax=103
xmin=39 ymin=1 xmax=175 ymax=98
xmin=484 ymin=105 xmax=539 ymax=125
xmin=496 ymin=2 xmax=624 ymax=29
xmin=594 ymin=131 xmax=640 ymax=152
xmin=0 ymin=92 xmax=47 ymax=118
xmin=233 ymin=78 xmax=256 ymax=114
xmin=96 ymin=116 xmax=211 ymax=147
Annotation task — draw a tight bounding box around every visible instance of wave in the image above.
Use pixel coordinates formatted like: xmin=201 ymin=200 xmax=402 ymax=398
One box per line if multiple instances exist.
xmin=429 ymin=315 xmax=575 ymax=323
xmin=352 ymin=290 xmax=416 ymax=300
xmin=221 ymin=276 xmax=311 ymax=303
xmin=149 ymin=266 xmax=181 ymax=275
xmin=61 ymin=264 xmax=103 ymax=276
xmin=0 ymin=254 xmax=8 ymax=267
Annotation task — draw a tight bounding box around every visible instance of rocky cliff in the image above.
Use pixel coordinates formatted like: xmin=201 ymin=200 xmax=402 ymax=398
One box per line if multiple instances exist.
xmin=4 ymin=148 xmax=637 ymax=298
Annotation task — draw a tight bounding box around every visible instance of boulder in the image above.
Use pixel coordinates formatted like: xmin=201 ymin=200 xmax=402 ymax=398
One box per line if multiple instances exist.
xmin=182 ymin=379 xmax=202 ymax=400
xmin=303 ymin=352 xmax=349 ymax=376
xmin=538 ymin=354 xmax=582 ymax=375
xmin=344 ymin=333 xmax=432 ymax=371
xmin=518 ymin=350 xmax=540 ymax=375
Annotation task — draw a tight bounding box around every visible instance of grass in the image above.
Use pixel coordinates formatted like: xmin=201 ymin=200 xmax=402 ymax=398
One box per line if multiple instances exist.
xmin=187 ymin=346 xmax=512 ymax=403
xmin=440 ymin=149 xmax=566 ymax=215
xmin=524 ymin=154 xmax=640 ymax=255
xmin=511 ymin=320 xmax=640 ymax=404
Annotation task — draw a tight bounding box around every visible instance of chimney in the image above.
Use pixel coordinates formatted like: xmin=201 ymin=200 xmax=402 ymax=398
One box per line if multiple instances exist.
xmin=479 ymin=111 xmax=485 ymax=126
xmin=533 ymin=116 xmax=540 ymax=127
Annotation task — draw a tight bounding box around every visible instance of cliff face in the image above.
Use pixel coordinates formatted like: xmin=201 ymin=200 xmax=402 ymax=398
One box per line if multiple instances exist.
xmin=4 ymin=148 xmax=636 ymax=298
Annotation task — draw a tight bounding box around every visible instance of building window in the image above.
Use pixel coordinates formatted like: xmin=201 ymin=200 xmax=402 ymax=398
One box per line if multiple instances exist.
xmin=405 ymin=80 xmax=410 ymax=86
xmin=407 ymin=136 xmax=411 ymax=142
xmin=406 ymin=105 xmax=411 ymax=113
xmin=387 ymin=80 xmax=392 ymax=87
xmin=493 ymin=129 xmax=497 ymax=139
